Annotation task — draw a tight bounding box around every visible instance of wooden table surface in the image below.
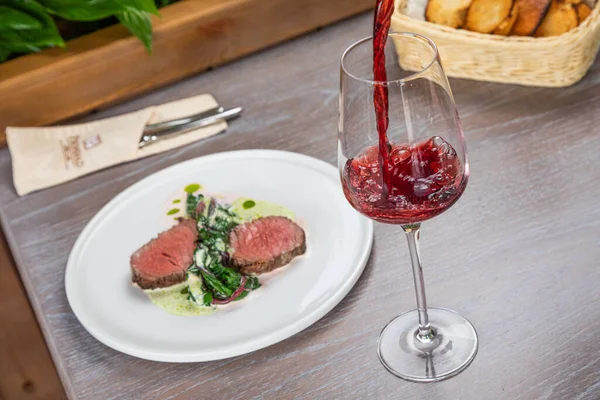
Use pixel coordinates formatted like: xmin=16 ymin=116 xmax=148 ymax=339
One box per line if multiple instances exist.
xmin=1 ymin=13 xmax=599 ymax=400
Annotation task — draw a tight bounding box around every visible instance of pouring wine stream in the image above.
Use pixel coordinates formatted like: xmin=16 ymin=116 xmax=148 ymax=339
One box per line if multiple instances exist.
xmin=372 ymin=0 xmax=434 ymax=343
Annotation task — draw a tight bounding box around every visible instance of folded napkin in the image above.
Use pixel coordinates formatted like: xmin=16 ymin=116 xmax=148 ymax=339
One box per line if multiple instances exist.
xmin=6 ymin=94 xmax=226 ymax=196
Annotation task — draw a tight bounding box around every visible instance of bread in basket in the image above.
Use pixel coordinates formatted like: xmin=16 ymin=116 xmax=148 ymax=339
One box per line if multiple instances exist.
xmin=391 ymin=0 xmax=600 ymax=87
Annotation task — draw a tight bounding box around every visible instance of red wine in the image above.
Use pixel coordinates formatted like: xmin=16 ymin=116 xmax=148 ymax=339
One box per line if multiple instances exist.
xmin=342 ymin=136 xmax=467 ymax=224
xmin=342 ymin=0 xmax=465 ymax=223
xmin=373 ymin=0 xmax=395 ymax=196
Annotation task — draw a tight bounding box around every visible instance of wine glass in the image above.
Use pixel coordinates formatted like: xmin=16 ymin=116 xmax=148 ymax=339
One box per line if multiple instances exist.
xmin=338 ymin=32 xmax=477 ymax=382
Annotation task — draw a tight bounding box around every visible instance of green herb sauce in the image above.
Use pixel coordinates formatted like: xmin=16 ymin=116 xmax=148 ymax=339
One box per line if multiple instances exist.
xmin=167 ymin=208 xmax=180 ymax=215
xmin=172 ymin=199 xmax=181 ymax=204
xmin=242 ymin=200 xmax=256 ymax=209
xmin=231 ymin=198 xmax=295 ymax=222
xmin=184 ymin=184 xmax=202 ymax=194
xmin=144 ymin=283 xmax=215 ymax=316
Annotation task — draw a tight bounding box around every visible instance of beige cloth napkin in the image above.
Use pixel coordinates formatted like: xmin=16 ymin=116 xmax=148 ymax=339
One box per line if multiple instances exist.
xmin=6 ymin=94 xmax=226 ymax=196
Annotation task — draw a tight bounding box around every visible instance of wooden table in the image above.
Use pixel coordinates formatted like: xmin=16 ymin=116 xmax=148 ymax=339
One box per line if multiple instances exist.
xmin=1 ymin=13 xmax=599 ymax=400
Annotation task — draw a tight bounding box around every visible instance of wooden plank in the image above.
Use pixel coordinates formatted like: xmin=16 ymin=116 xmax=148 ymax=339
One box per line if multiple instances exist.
xmin=0 ymin=228 xmax=66 ymax=400
xmin=0 ymin=0 xmax=373 ymax=146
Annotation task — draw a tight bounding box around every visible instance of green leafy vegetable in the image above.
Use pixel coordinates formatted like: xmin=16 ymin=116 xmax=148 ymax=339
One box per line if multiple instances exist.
xmin=187 ymin=196 xmax=261 ymax=305
xmin=234 ymin=290 xmax=249 ymax=301
xmin=185 ymin=271 xmax=205 ymax=304
xmin=200 ymin=270 xmax=233 ymax=298
xmin=202 ymin=291 xmax=213 ymax=307
xmin=186 ymin=192 xmax=202 ymax=218
xmin=195 ymin=246 xmax=242 ymax=292
xmin=210 ymin=261 xmax=243 ymax=289
xmin=245 ymin=276 xmax=261 ymax=290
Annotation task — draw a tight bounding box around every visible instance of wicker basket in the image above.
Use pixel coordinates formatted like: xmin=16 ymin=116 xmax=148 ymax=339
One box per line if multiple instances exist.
xmin=391 ymin=0 xmax=600 ymax=87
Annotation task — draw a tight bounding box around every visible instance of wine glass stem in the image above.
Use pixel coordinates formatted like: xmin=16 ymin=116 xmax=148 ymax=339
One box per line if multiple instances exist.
xmin=403 ymin=223 xmax=436 ymax=343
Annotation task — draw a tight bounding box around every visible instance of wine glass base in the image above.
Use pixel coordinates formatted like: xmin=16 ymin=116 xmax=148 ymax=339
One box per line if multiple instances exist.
xmin=377 ymin=307 xmax=478 ymax=382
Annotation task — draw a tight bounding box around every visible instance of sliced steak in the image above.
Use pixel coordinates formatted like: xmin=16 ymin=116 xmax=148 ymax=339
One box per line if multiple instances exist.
xmin=130 ymin=218 xmax=197 ymax=289
xmin=229 ymin=216 xmax=306 ymax=275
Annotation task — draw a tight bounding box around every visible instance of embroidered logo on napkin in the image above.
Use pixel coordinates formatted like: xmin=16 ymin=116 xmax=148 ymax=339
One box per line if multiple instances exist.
xmin=83 ymin=135 xmax=102 ymax=150
xmin=60 ymin=136 xmax=84 ymax=169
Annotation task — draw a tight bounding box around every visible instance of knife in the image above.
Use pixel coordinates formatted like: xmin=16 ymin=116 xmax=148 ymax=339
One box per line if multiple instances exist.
xmin=138 ymin=106 xmax=243 ymax=149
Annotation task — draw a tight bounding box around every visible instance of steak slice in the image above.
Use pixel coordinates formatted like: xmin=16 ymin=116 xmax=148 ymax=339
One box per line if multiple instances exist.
xmin=229 ymin=216 xmax=306 ymax=275
xmin=130 ymin=218 xmax=197 ymax=289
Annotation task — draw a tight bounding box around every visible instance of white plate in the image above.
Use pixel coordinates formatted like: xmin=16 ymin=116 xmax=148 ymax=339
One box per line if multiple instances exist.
xmin=65 ymin=150 xmax=373 ymax=362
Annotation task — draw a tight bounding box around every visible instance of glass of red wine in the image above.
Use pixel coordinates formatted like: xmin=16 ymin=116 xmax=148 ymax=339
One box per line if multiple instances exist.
xmin=339 ymin=32 xmax=477 ymax=382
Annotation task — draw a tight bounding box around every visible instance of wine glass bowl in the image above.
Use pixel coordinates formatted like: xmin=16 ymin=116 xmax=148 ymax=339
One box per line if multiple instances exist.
xmin=338 ymin=32 xmax=477 ymax=382
xmin=341 ymin=134 xmax=467 ymax=224
xmin=339 ymin=32 xmax=469 ymax=225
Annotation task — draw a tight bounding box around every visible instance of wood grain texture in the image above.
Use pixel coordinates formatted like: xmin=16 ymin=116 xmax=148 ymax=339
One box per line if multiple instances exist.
xmin=0 ymin=228 xmax=67 ymax=400
xmin=0 ymin=12 xmax=599 ymax=400
xmin=0 ymin=0 xmax=373 ymax=147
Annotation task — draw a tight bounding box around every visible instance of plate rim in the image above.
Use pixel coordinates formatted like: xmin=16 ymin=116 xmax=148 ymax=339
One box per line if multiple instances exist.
xmin=65 ymin=149 xmax=373 ymax=362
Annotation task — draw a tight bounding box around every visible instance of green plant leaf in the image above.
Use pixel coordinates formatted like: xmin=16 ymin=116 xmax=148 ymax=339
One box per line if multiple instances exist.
xmin=0 ymin=6 xmax=43 ymax=30
xmin=117 ymin=8 xmax=152 ymax=53
xmin=0 ymin=0 xmax=161 ymax=63
xmin=40 ymin=0 xmax=126 ymax=21
xmin=118 ymin=0 xmax=158 ymax=16
xmin=0 ymin=47 xmax=12 ymax=61
xmin=40 ymin=0 xmax=159 ymax=21
xmin=0 ymin=0 xmax=64 ymax=53
xmin=0 ymin=29 xmax=51 ymax=51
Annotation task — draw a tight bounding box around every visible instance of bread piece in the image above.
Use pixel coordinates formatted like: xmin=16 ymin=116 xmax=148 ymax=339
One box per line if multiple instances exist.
xmin=494 ymin=2 xmax=520 ymax=34
xmin=402 ymin=0 xmax=429 ymax=21
xmin=534 ymin=0 xmax=579 ymax=36
xmin=425 ymin=0 xmax=473 ymax=28
xmin=465 ymin=0 xmax=513 ymax=33
xmin=576 ymin=2 xmax=593 ymax=20
xmin=511 ymin=0 xmax=552 ymax=35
